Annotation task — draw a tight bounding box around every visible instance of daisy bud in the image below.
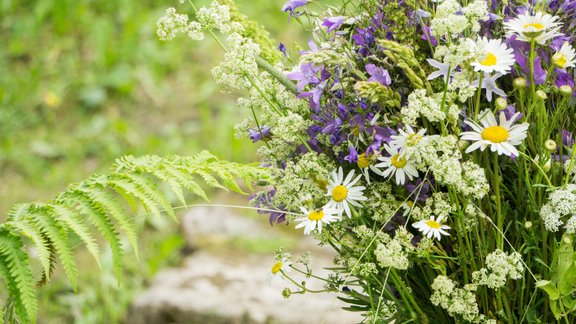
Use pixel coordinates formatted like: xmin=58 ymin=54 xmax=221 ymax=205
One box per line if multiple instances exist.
xmin=560 ymin=85 xmax=573 ymax=96
xmin=545 ymin=139 xmax=557 ymax=152
xmin=524 ymin=221 xmax=532 ymax=229
xmin=513 ymin=77 xmax=527 ymax=88
xmin=282 ymin=288 xmax=292 ymax=298
xmin=563 ymin=236 xmax=572 ymax=244
xmin=458 ymin=139 xmax=470 ymax=151
xmin=543 ymin=158 xmax=552 ymax=172
xmin=536 ymin=90 xmax=547 ymax=100
xmin=495 ymin=97 xmax=508 ymax=110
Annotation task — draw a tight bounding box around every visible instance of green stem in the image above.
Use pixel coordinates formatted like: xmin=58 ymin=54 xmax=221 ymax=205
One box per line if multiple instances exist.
xmin=475 ymin=73 xmax=484 ymax=117
xmin=493 ymin=153 xmax=503 ymax=250
xmin=256 ymin=57 xmax=298 ymax=95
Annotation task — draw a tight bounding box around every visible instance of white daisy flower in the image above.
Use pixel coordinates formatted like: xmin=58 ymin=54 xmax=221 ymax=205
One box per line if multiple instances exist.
xmin=504 ymin=11 xmax=562 ymax=45
xmin=470 ymin=37 xmax=515 ymax=75
xmin=460 ymin=109 xmax=529 ymax=157
xmin=268 ymin=258 xmax=291 ymax=283
xmin=412 ymin=216 xmax=451 ymax=241
xmin=295 ymin=206 xmax=340 ymax=235
xmin=389 ymin=126 xmax=427 ymax=156
xmin=373 ymin=145 xmax=419 ymax=186
xmin=471 ymin=73 xmax=506 ymax=102
xmin=325 ymin=167 xmax=367 ymax=218
xmin=552 ymin=42 xmax=576 ymax=69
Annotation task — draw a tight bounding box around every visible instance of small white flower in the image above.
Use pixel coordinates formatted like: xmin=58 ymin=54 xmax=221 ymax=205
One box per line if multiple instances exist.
xmin=374 ymin=145 xmax=419 ymax=185
xmin=268 ymin=258 xmax=292 ymax=283
xmin=504 ymin=11 xmax=562 ymax=45
xmin=470 ymin=37 xmax=515 ymax=75
xmin=295 ymin=206 xmax=340 ymax=235
xmin=427 ymin=59 xmax=451 ymax=82
xmin=389 ymin=126 xmax=427 ymax=156
xmin=552 ymin=42 xmax=576 ymax=69
xmin=471 ymin=73 xmax=506 ymax=102
xmin=412 ymin=216 xmax=451 ymax=241
xmin=460 ymin=109 xmax=529 ymax=157
xmin=325 ymin=167 xmax=367 ymax=218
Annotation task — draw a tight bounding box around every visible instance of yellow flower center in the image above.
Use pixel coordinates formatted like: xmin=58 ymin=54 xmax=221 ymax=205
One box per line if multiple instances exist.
xmin=425 ymin=220 xmax=441 ymax=229
xmin=357 ymin=153 xmax=370 ymax=169
xmin=553 ymin=53 xmax=567 ymax=68
xmin=391 ymin=154 xmax=407 ymax=168
xmin=481 ymin=126 xmax=509 ymax=143
xmin=331 ymin=185 xmax=348 ymax=202
xmin=271 ymin=261 xmax=283 ymax=274
xmin=407 ymin=133 xmax=423 ymax=145
xmin=480 ymin=52 xmax=497 ymax=66
xmin=307 ymin=210 xmax=325 ymax=221
xmin=523 ymin=22 xmax=545 ymax=30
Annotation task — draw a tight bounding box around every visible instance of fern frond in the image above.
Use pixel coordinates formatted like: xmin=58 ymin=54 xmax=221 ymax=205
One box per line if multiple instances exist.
xmin=0 ymin=229 xmax=37 ymax=323
xmin=84 ymin=187 xmax=139 ymax=257
xmin=8 ymin=219 xmax=52 ymax=281
xmin=69 ymin=192 xmax=124 ymax=281
xmin=50 ymin=204 xmax=100 ymax=268
xmin=0 ymin=151 xmax=270 ymax=322
xmin=122 ymin=173 xmax=177 ymax=222
xmin=25 ymin=204 xmax=78 ymax=289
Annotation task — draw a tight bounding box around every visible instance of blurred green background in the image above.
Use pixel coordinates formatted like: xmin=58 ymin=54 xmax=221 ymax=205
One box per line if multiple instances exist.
xmin=0 ymin=0 xmax=305 ymax=322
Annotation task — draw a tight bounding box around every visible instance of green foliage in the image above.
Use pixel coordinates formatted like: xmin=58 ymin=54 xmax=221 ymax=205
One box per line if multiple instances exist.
xmin=0 ymin=151 xmax=269 ymax=323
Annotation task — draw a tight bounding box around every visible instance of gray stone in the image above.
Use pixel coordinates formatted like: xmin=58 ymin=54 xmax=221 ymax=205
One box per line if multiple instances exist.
xmin=128 ymin=206 xmax=362 ymax=324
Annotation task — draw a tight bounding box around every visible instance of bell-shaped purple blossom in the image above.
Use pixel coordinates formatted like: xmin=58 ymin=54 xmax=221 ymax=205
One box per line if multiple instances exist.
xmin=248 ymin=126 xmax=271 ymax=143
xmin=286 ymin=63 xmax=320 ymax=92
xmin=366 ymin=64 xmax=391 ymax=86
xmin=502 ymin=105 xmax=523 ymax=123
xmin=281 ymin=0 xmax=307 ymax=14
xmin=322 ymin=16 xmax=346 ymax=32
xmin=556 ymin=69 xmax=575 ymax=88
xmin=344 ymin=145 xmax=359 ymax=163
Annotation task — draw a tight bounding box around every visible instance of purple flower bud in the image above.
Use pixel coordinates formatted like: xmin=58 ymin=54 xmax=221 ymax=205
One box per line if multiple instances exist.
xmin=563 ymin=130 xmax=574 ymax=147
xmin=278 ymin=43 xmax=288 ymax=56
xmin=344 ymin=145 xmax=359 ymax=163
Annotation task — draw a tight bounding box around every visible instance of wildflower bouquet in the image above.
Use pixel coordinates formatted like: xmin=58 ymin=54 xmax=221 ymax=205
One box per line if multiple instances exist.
xmin=158 ymin=0 xmax=576 ymax=322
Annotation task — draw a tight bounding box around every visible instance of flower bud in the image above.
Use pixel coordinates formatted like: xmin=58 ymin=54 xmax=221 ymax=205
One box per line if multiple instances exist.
xmin=545 ymin=139 xmax=557 ymax=152
xmin=536 ymin=90 xmax=547 ymax=100
xmin=560 ymin=85 xmax=573 ymax=96
xmin=543 ymin=158 xmax=552 ymax=172
xmin=495 ymin=97 xmax=508 ymax=110
xmin=282 ymin=288 xmax=292 ymax=298
xmin=458 ymin=139 xmax=470 ymax=151
xmin=513 ymin=78 xmax=527 ymax=88
xmin=563 ymin=235 xmax=572 ymax=244
xmin=524 ymin=221 xmax=533 ymax=229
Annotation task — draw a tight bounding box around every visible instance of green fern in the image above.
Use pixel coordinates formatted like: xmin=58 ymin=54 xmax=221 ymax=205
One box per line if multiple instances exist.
xmin=0 ymin=151 xmax=270 ymax=323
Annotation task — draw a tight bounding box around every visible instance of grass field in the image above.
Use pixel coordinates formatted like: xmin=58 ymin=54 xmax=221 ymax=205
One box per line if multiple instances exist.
xmin=0 ymin=0 xmax=309 ymax=321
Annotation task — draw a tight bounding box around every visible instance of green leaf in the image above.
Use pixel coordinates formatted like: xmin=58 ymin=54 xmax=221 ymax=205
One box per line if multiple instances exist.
xmin=537 ymin=280 xmax=560 ymax=301
xmin=0 ymin=229 xmax=37 ymax=323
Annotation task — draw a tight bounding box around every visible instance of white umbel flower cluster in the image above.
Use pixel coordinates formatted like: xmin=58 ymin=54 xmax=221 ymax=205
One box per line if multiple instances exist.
xmin=540 ymin=184 xmax=576 ymax=233
xmin=472 ymin=249 xmax=524 ymax=289
xmin=430 ymin=0 xmax=488 ymax=37
xmin=374 ymin=228 xmax=414 ymax=270
xmin=157 ymin=8 xmax=204 ymax=41
xmin=430 ymin=276 xmax=487 ymax=323
xmin=212 ymin=33 xmax=261 ymax=89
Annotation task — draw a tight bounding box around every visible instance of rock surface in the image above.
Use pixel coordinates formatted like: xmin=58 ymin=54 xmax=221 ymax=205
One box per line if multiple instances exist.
xmin=127 ymin=207 xmax=362 ymax=324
